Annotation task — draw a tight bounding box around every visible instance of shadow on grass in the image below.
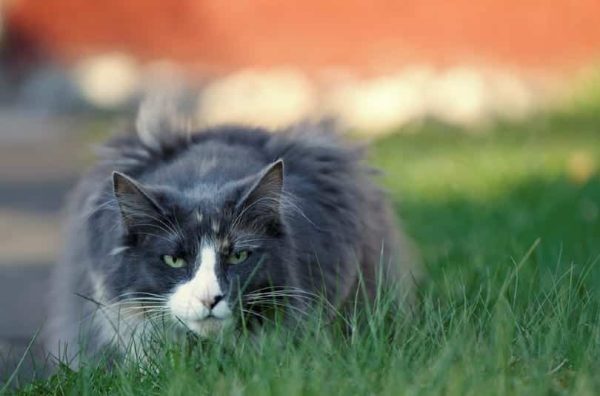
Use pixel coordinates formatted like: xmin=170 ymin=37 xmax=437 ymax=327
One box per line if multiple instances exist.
xmin=398 ymin=174 xmax=600 ymax=304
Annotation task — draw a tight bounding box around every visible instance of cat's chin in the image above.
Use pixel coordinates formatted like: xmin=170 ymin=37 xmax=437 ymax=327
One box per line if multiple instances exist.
xmin=185 ymin=317 xmax=230 ymax=337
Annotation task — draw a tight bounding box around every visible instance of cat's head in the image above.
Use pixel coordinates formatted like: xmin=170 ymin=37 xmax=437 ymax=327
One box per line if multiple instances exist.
xmin=109 ymin=160 xmax=291 ymax=336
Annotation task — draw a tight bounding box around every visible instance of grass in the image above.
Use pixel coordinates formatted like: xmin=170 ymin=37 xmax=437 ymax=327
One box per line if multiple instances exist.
xmin=7 ymin=111 xmax=600 ymax=395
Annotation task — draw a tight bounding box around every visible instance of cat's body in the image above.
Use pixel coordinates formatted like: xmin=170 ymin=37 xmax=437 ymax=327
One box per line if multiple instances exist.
xmin=46 ymin=111 xmax=421 ymax=365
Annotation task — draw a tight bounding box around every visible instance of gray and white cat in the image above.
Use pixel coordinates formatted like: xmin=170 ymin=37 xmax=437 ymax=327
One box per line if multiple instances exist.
xmin=45 ymin=103 xmax=421 ymax=365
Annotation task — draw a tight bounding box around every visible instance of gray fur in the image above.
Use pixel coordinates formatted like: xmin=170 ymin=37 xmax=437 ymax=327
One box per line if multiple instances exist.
xmin=45 ymin=106 xmax=421 ymax=365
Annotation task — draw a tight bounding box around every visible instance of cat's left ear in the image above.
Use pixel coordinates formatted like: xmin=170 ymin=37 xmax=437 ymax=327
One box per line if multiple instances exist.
xmin=112 ymin=171 xmax=165 ymax=232
xmin=237 ymin=160 xmax=284 ymax=224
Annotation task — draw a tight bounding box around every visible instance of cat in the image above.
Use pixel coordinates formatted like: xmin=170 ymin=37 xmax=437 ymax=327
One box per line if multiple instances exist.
xmin=45 ymin=101 xmax=422 ymax=366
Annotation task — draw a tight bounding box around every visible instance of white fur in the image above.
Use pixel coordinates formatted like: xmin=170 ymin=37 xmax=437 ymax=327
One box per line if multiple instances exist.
xmin=109 ymin=246 xmax=130 ymax=256
xmin=136 ymin=94 xmax=194 ymax=149
xmin=168 ymin=243 xmax=232 ymax=335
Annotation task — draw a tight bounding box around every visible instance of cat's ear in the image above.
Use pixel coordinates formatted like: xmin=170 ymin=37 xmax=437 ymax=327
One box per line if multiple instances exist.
xmin=237 ymin=160 xmax=284 ymax=225
xmin=112 ymin=171 xmax=164 ymax=231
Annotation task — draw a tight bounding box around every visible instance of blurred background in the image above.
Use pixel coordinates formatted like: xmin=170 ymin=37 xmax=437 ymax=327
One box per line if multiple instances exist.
xmin=1 ymin=0 xmax=600 ymax=382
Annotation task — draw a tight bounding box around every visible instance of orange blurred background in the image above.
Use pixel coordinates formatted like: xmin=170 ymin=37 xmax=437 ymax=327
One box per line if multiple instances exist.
xmin=5 ymin=0 xmax=600 ymax=73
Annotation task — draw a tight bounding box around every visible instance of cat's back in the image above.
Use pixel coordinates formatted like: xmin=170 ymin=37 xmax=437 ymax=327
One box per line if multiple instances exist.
xmin=92 ymin=123 xmax=363 ymax=195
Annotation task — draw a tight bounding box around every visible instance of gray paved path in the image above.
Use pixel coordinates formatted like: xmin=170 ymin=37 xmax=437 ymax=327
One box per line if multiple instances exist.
xmin=0 ymin=111 xmax=90 ymax=383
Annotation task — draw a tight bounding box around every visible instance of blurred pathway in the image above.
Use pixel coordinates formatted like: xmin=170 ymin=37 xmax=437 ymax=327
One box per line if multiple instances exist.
xmin=0 ymin=110 xmax=86 ymax=381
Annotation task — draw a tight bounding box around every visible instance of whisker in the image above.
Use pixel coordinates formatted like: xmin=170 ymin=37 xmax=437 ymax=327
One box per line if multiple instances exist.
xmin=244 ymin=298 xmax=311 ymax=313
xmin=241 ymin=308 xmax=272 ymax=323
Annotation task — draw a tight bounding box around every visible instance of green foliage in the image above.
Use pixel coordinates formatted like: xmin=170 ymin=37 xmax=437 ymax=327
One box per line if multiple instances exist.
xmin=9 ymin=113 xmax=600 ymax=395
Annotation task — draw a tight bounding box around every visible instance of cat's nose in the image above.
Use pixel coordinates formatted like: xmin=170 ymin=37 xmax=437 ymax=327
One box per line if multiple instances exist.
xmin=201 ymin=294 xmax=223 ymax=310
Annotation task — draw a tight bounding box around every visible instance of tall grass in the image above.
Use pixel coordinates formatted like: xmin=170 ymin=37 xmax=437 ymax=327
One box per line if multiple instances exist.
xmin=8 ymin=113 xmax=600 ymax=395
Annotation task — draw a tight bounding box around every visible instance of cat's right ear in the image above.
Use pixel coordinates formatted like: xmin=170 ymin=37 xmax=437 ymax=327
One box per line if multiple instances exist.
xmin=112 ymin=172 xmax=164 ymax=231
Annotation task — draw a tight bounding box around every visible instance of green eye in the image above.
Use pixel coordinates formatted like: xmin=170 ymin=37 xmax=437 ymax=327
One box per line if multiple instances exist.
xmin=162 ymin=255 xmax=186 ymax=268
xmin=227 ymin=250 xmax=250 ymax=265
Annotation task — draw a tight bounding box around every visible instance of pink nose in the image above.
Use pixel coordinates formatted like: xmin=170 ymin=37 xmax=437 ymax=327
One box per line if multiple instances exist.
xmin=199 ymin=295 xmax=223 ymax=310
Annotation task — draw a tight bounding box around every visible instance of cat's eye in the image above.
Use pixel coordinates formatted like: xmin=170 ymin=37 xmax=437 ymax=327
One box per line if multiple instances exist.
xmin=162 ymin=255 xmax=186 ymax=268
xmin=227 ymin=250 xmax=250 ymax=265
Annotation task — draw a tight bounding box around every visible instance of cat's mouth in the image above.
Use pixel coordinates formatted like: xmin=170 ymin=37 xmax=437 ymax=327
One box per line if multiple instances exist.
xmin=167 ymin=291 xmax=234 ymax=336
xmin=184 ymin=317 xmax=229 ymax=336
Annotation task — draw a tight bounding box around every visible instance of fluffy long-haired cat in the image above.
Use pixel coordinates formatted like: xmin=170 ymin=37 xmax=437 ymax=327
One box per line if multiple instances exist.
xmin=46 ymin=99 xmax=422 ymax=365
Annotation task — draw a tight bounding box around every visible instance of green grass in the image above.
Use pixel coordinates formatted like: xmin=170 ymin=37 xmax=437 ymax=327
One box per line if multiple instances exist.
xmin=9 ymin=112 xmax=600 ymax=395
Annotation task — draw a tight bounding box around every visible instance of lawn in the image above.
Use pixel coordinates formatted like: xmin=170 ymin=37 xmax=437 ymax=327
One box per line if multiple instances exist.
xmin=8 ymin=111 xmax=600 ymax=395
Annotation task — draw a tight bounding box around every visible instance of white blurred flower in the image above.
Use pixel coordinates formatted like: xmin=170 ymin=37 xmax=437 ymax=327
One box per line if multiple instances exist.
xmin=197 ymin=69 xmax=315 ymax=129
xmin=74 ymin=53 xmax=140 ymax=109
xmin=326 ymin=67 xmax=434 ymax=132
xmin=428 ymin=67 xmax=490 ymax=125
